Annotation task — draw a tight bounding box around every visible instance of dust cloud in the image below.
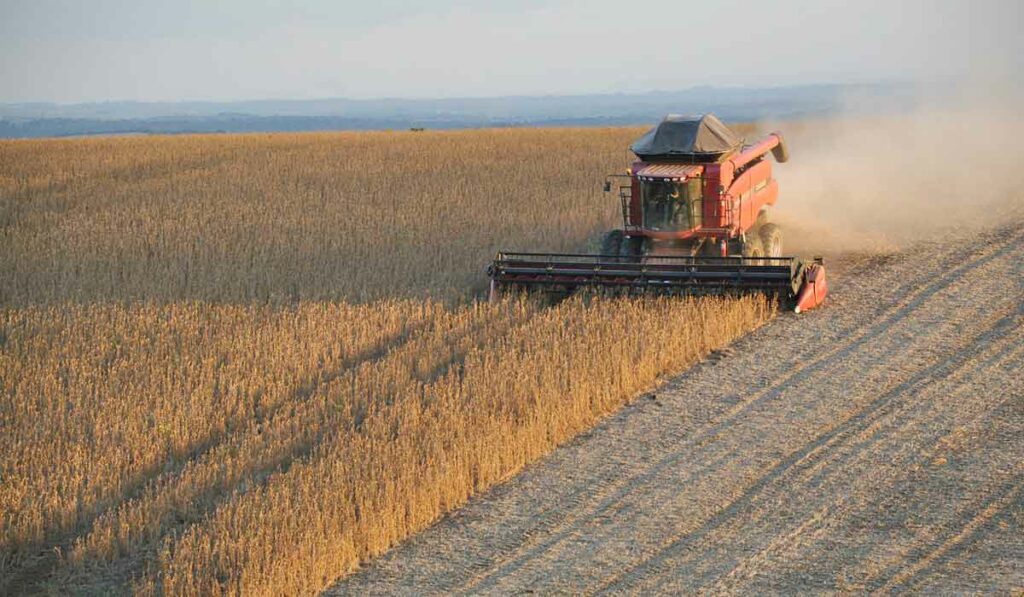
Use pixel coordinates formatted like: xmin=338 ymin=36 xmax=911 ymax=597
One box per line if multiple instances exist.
xmin=765 ymin=92 xmax=1024 ymax=257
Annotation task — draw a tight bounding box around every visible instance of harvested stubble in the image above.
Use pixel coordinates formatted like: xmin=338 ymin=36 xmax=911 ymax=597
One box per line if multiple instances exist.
xmin=0 ymin=128 xmax=770 ymax=595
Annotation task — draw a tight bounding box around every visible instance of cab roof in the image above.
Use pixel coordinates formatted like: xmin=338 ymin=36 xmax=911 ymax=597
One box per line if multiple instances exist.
xmin=635 ymin=163 xmax=703 ymax=181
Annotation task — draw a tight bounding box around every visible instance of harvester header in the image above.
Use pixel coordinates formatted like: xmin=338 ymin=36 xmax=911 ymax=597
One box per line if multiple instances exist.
xmin=487 ymin=113 xmax=827 ymax=312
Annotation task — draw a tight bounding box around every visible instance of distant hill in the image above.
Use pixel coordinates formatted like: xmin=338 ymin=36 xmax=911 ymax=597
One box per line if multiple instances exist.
xmin=0 ymin=83 xmax=921 ymax=138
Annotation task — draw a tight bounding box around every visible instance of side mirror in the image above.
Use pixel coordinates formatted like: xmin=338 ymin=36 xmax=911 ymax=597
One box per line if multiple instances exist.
xmin=603 ymin=181 xmax=612 ymax=193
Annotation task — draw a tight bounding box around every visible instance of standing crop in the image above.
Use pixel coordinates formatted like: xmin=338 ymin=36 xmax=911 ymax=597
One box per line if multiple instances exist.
xmin=0 ymin=127 xmax=770 ymax=595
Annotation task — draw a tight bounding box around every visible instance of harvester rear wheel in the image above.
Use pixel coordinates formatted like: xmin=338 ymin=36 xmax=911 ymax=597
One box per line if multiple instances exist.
xmin=759 ymin=223 xmax=783 ymax=259
xmin=600 ymin=230 xmax=623 ymax=256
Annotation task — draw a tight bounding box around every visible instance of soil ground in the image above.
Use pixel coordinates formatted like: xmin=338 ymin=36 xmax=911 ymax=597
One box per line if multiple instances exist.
xmin=327 ymin=222 xmax=1024 ymax=595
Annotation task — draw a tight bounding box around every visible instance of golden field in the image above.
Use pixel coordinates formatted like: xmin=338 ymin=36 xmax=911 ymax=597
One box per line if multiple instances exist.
xmin=0 ymin=128 xmax=770 ymax=595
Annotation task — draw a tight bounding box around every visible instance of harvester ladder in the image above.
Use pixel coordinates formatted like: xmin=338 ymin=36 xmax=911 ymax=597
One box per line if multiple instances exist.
xmin=618 ymin=184 xmax=633 ymax=229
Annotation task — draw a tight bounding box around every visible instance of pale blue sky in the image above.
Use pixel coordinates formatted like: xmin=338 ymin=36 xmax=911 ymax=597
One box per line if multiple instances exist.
xmin=0 ymin=0 xmax=1019 ymax=103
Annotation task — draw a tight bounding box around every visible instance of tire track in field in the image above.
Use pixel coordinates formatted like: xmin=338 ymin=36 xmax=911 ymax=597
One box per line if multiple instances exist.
xmin=653 ymin=333 xmax=1024 ymax=594
xmin=890 ymin=471 xmax=1024 ymax=595
xmin=449 ymin=226 xmax=1024 ymax=596
xmin=328 ymin=222 xmax=1024 ymax=596
xmin=878 ymin=474 xmax=1024 ymax=594
xmin=596 ymin=305 xmax=1023 ymax=594
xmin=690 ymin=242 xmax=1024 ymax=595
xmin=695 ymin=385 xmax=1022 ymax=595
xmin=645 ymin=249 xmax=1024 ymax=594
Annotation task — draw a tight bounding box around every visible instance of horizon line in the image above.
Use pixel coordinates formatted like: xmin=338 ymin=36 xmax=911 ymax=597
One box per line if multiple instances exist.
xmin=0 ymin=79 xmax=921 ymax=108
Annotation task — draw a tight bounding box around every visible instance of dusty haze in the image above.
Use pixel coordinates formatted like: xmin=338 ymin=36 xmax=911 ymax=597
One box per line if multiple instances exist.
xmin=768 ymin=93 xmax=1024 ymax=256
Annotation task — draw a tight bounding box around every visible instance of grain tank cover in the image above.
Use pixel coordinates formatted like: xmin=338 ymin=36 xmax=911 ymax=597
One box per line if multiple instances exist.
xmin=631 ymin=113 xmax=742 ymax=160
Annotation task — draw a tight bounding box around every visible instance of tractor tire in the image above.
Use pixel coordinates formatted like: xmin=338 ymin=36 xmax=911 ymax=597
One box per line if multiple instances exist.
xmin=742 ymin=235 xmax=765 ymax=260
xmin=755 ymin=208 xmax=771 ymax=229
xmin=759 ymin=223 xmax=783 ymax=260
xmin=600 ymin=230 xmax=623 ymax=257
xmin=621 ymin=235 xmax=645 ymax=259
xmin=698 ymin=239 xmax=722 ymax=257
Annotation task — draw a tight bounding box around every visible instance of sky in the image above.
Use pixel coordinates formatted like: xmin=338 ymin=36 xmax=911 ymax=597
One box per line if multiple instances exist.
xmin=0 ymin=0 xmax=1021 ymax=104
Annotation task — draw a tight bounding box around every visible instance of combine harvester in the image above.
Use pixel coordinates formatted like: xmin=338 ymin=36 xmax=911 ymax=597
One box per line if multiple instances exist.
xmin=487 ymin=114 xmax=828 ymax=312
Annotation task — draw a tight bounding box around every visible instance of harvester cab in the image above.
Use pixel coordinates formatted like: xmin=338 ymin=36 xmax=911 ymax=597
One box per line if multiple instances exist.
xmin=488 ymin=113 xmax=828 ymax=312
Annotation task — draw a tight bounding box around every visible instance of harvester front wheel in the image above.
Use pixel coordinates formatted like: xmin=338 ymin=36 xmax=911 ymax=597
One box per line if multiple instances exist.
xmin=600 ymin=230 xmax=624 ymax=257
xmin=621 ymin=235 xmax=645 ymax=259
xmin=742 ymin=235 xmax=765 ymax=259
xmin=759 ymin=223 xmax=783 ymax=258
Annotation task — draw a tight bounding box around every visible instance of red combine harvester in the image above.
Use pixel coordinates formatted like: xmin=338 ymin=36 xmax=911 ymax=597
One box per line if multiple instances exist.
xmin=487 ymin=114 xmax=827 ymax=312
